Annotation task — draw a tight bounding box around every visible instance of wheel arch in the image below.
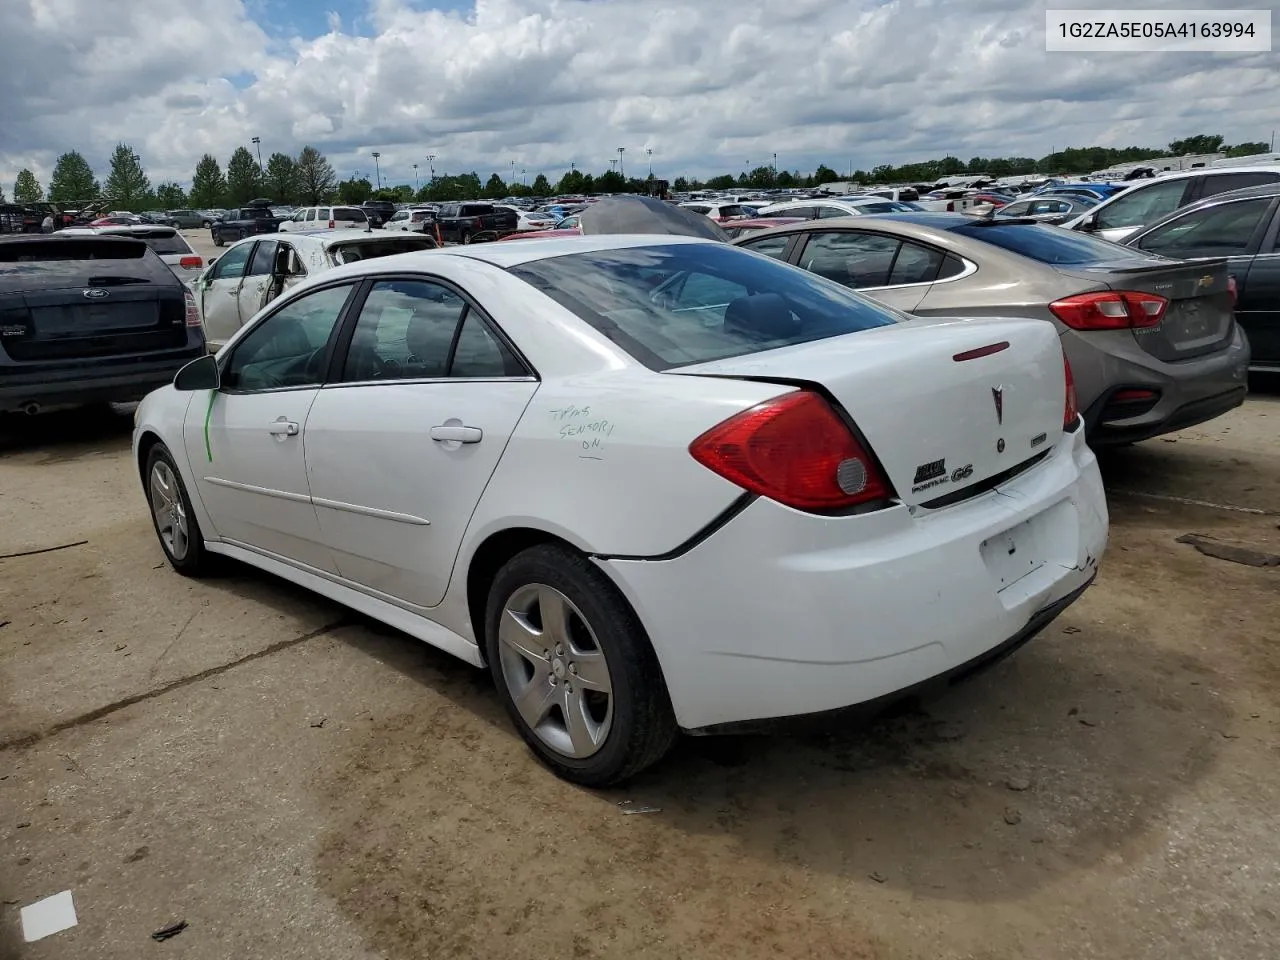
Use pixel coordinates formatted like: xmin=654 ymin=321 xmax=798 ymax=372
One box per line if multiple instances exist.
xmin=135 ymin=428 xmax=166 ymax=481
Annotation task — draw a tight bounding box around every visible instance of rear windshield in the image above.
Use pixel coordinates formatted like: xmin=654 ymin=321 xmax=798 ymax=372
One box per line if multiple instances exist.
xmin=124 ymin=231 xmax=193 ymax=255
xmin=334 ymin=208 xmax=368 ymax=222
xmin=461 ymin=204 xmax=494 ymax=216
xmin=508 ymin=242 xmax=898 ymax=371
xmin=854 ymin=201 xmax=917 ymax=213
xmin=328 ymin=236 xmax=438 ymax=264
xmin=950 ymin=222 xmax=1142 ymax=264
xmin=0 ymin=238 xmax=147 ymax=261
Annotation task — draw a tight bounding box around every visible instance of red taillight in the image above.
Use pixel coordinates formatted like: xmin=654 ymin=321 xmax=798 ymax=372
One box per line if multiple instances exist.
xmin=1227 ymin=275 xmax=1238 ymax=309
xmin=179 ymin=255 xmax=202 ymax=269
xmin=688 ymin=391 xmax=890 ymax=511
xmin=1049 ymin=291 xmax=1168 ymax=331
xmin=183 ymin=289 xmax=201 ymax=327
xmin=1063 ymin=353 xmax=1078 ymax=429
xmin=328 ymin=219 xmax=336 ymax=229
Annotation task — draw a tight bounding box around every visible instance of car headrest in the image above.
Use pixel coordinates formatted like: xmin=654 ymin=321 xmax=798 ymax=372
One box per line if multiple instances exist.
xmin=723 ymin=293 xmax=798 ymax=340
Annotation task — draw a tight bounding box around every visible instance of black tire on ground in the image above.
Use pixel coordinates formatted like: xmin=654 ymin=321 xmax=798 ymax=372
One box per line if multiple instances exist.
xmin=484 ymin=543 xmax=678 ymax=786
xmin=213 ymin=232 xmax=223 ymax=247
xmin=461 ymin=230 xmax=472 ymax=244
xmin=144 ymin=443 xmax=214 ymax=577
xmin=238 ymin=229 xmax=246 ymax=241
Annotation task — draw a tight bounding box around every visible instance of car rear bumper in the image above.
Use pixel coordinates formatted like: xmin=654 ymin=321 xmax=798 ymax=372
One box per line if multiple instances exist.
xmin=0 ymin=355 xmax=201 ymax=412
xmin=1071 ymin=322 xmax=1250 ymax=445
xmin=598 ymin=429 xmax=1108 ymax=731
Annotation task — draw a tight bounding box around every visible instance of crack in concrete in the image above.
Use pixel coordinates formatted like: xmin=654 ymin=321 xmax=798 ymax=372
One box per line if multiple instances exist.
xmin=0 ymin=618 xmax=354 ymax=752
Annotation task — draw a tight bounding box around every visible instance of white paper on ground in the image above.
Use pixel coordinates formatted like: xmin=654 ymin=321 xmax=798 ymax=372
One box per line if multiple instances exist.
xmin=20 ymin=890 xmax=78 ymax=942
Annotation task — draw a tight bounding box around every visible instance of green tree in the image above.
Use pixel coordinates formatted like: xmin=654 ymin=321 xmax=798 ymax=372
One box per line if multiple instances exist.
xmin=775 ymin=170 xmax=795 ymax=188
xmin=337 ymin=178 xmax=373 ymax=205
xmin=555 ymin=169 xmax=586 ymax=195
xmin=596 ymin=170 xmax=625 ymax=193
xmin=531 ymin=173 xmax=551 ymax=197
xmin=13 ymin=168 xmax=43 ymax=203
xmin=672 ymin=176 xmax=689 ymax=192
xmin=225 ymin=146 xmax=262 ymax=206
xmin=296 ymin=145 xmax=337 ymax=204
xmin=811 ymin=164 xmax=840 ymax=185
xmin=1168 ymin=134 xmax=1224 ymax=156
xmin=1226 ymin=141 xmax=1270 ymax=157
xmin=155 ymin=182 xmax=187 ymax=208
xmin=482 ymin=173 xmax=507 ymax=198
xmin=104 ymin=143 xmax=151 ymax=208
xmin=48 ymin=151 xmax=99 ymax=203
xmin=264 ymin=152 xmax=299 ymax=204
xmin=387 ymin=184 xmax=415 ymax=202
xmin=705 ymin=174 xmax=736 ymax=190
xmin=189 ymin=154 xmax=227 ymax=208
xmin=746 ymin=165 xmax=774 ymax=188
xmin=0 ymin=184 xmax=5 ymax=202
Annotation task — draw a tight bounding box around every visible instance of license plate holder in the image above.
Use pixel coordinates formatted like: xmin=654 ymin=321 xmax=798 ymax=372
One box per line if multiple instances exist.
xmin=981 ymin=514 xmax=1049 ymax=590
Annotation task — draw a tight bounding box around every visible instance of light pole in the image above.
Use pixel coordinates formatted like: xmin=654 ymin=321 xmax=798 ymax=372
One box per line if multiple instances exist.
xmin=413 ymin=163 xmax=419 ymax=192
xmin=250 ymin=136 xmax=263 ymax=172
xmin=617 ymin=147 xmax=625 ymax=179
xmin=609 ymin=158 xmax=617 ymax=174
xmin=510 ymin=160 xmax=516 ymax=189
xmin=425 ymin=155 xmax=436 ymax=181
xmin=647 ymin=148 xmax=653 ymax=177
xmin=371 ymin=152 xmax=382 ymax=190
xmin=772 ymin=152 xmax=777 ymax=181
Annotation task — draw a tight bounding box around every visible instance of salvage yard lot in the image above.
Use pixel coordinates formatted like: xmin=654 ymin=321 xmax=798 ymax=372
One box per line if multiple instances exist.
xmin=1 ymin=390 xmax=1278 ymax=959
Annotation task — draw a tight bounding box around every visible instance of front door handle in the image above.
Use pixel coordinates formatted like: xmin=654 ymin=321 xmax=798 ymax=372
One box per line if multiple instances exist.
xmin=430 ymin=424 xmax=482 ymax=444
xmin=268 ymin=419 xmax=299 ymax=437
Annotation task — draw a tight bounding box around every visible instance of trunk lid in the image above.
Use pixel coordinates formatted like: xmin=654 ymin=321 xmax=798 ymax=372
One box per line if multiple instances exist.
xmin=668 ymin=316 xmax=1066 ymax=507
xmin=1057 ymin=257 xmax=1235 ymax=362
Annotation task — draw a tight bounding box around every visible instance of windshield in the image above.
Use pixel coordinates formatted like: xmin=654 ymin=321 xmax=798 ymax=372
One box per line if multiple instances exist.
xmin=950 ymin=222 xmax=1149 ymax=264
xmin=508 ymin=242 xmax=898 ymax=371
xmin=328 ymin=236 xmax=438 ymax=265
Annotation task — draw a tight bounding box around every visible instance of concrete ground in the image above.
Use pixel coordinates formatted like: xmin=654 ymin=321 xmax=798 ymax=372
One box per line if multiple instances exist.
xmin=2 ymin=374 xmax=1279 ymax=957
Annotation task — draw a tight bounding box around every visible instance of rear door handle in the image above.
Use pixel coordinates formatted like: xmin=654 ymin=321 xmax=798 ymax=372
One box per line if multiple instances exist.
xmin=430 ymin=424 xmax=482 ymax=443
xmin=268 ymin=419 xmax=299 ymax=436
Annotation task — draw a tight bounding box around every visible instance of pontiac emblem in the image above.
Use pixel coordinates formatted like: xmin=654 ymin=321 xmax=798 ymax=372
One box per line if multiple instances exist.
xmin=992 ymin=385 xmax=1004 ymax=425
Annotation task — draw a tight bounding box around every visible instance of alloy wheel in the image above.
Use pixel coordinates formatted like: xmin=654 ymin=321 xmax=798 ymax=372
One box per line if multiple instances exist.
xmin=149 ymin=460 xmax=189 ymax=560
xmin=498 ymin=583 xmax=614 ymax=758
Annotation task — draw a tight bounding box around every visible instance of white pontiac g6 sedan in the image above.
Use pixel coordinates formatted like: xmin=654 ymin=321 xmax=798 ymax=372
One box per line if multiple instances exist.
xmin=132 ymin=235 xmax=1108 ymax=785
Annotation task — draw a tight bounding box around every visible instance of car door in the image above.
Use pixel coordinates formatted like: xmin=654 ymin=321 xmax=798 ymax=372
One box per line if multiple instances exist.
xmin=236 ymin=239 xmax=278 ymax=325
xmin=302 ymin=277 xmax=539 ymax=607
xmin=1234 ymin=206 xmax=1280 ymax=365
xmin=790 ymin=229 xmax=930 ymax=312
xmin=186 ymin=282 xmax=359 ymax=572
xmin=1090 ymin=177 xmax=1195 ymax=241
xmin=199 ymin=241 xmax=255 ymax=348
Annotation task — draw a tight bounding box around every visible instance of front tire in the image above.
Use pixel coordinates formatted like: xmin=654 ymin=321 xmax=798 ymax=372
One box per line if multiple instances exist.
xmin=485 ymin=544 xmax=677 ymax=786
xmin=460 ymin=230 xmax=472 ymax=245
xmin=145 ymin=444 xmax=213 ymax=577
xmin=212 ymin=232 xmax=223 ymax=247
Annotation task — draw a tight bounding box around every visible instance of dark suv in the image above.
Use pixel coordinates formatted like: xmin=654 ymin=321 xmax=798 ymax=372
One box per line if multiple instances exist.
xmin=211 ymin=204 xmax=281 ymax=246
xmin=0 ymin=235 xmax=205 ymax=414
xmin=361 ymin=200 xmax=398 ymax=228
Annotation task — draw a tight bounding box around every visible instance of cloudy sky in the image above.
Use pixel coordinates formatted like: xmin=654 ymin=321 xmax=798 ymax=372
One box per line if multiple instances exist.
xmin=0 ymin=0 xmax=1276 ymax=193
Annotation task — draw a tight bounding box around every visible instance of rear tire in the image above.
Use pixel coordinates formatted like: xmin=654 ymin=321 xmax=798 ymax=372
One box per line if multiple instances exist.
xmin=212 ymin=232 xmax=223 ymax=247
xmin=144 ymin=444 xmax=214 ymax=577
xmin=485 ymin=544 xmax=678 ymax=787
xmin=461 ymin=230 xmax=472 ymax=245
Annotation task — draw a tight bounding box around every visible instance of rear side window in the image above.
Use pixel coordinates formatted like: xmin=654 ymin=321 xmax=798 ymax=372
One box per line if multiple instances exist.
xmin=1095 ymin=178 xmax=1189 ymax=230
xmin=737 ymin=233 xmax=791 ymax=260
xmin=334 ymin=208 xmax=367 ymax=223
xmin=1200 ymin=172 xmax=1280 ymax=198
xmin=509 ymin=242 xmax=898 ymax=371
xmin=952 ymin=222 xmax=1141 ymax=264
xmin=461 ymin=204 xmax=493 ymax=216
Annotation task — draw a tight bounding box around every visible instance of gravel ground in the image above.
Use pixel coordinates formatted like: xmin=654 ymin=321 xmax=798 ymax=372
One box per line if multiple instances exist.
xmin=1 ymin=358 xmax=1278 ymax=958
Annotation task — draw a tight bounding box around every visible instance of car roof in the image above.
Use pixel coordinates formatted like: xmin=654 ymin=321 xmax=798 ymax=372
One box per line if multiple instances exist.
xmin=728 ymin=212 xmax=1001 ymax=247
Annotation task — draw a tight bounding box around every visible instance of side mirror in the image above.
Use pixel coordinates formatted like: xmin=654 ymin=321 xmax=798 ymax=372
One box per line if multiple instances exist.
xmin=1079 ymin=212 xmax=1099 ymax=232
xmin=207 ymin=257 xmax=217 ymax=267
xmin=174 ymin=354 xmax=220 ymax=391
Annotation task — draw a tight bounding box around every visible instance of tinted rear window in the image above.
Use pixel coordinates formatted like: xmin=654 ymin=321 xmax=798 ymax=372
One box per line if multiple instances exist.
xmin=329 ymin=236 xmax=438 ymax=264
xmin=950 ymin=222 xmax=1141 ymax=264
xmin=508 ymin=243 xmax=898 ymax=371
xmin=0 ymin=238 xmax=147 ymax=261
xmin=334 ymin=208 xmax=368 ymax=222
xmin=130 ymin=232 xmax=193 ymax=255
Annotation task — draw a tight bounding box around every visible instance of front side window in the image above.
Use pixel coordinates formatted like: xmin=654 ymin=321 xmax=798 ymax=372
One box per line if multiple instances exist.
xmin=210 ymin=242 xmax=252 ymax=279
xmin=1095 ymin=179 xmax=1189 ymax=230
xmin=509 ymin=242 xmax=898 ymax=371
xmin=798 ymin=231 xmax=900 ymax=288
xmin=304 ymin=209 xmax=317 ymax=222
xmin=222 ymin=284 xmax=354 ymax=391
xmin=1135 ymin=198 xmax=1275 ymax=256
xmin=1000 ymin=200 xmax=1033 ymax=217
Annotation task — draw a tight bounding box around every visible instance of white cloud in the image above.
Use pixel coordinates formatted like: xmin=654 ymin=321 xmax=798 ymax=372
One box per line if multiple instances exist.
xmin=1 ymin=0 xmax=1276 ymax=194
